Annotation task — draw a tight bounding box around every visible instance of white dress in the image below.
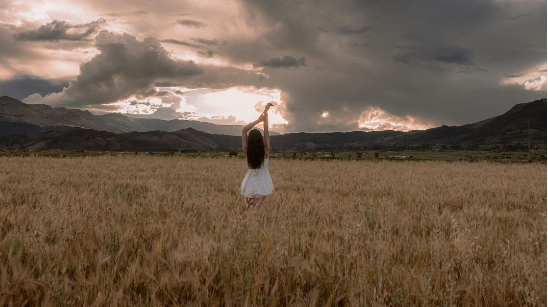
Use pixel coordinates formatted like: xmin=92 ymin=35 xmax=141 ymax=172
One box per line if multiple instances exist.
xmin=240 ymin=157 xmax=274 ymax=198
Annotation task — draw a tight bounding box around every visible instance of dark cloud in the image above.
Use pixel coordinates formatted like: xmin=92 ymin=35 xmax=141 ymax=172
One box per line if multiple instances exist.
xmin=198 ymin=50 xmax=214 ymax=58
xmin=181 ymin=0 xmax=544 ymax=131
xmin=0 ymin=75 xmax=68 ymax=100
xmin=335 ymin=25 xmax=369 ymax=35
xmin=191 ymin=38 xmax=223 ymax=45
xmin=394 ymin=44 xmax=474 ymax=66
xmin=393 ymin=35 xmax=475 ymax=67
xmin=160 ymin=39 xmax=218 ymax=59
xmin=2 ymin=0 xmax=545 ymax=132
xmin=177 ymin=19 xmax=207 ymax=28
xmin=177 ymin=65 xmax=264 ymax=90
xmin=160 ymin=39 xmax=200 ymax=48
xmin=13 ymin=19 xmax=105 ymax=42
xmin=508 ymin=13 xmax=530 ymax=20
xmin=240 ymin=0 xmax=326 ymax=58
xmin=102 ymin=10 xmax=147 ymax=17
xmin=353 ymin=0 xmax=501 ymax=34
xmin=255 ymin=56 xmax=306 ymax=68
xmin=24 ymin=31 xmax=203 ymax=108
xmin=236 ymin=0 xmax=544 ymax=132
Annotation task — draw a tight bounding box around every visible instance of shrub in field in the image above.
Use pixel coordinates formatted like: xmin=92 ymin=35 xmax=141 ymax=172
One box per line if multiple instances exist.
xmin=229 ymin=149 xmax=238 ymax=156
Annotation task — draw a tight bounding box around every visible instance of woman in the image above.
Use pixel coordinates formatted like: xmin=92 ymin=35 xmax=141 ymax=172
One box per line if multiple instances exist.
xmin=240 ymin=102 xmax=274 ymax=209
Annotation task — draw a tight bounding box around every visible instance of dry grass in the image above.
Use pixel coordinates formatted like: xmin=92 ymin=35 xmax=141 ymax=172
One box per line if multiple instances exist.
xmin=0 ymin=156 xmax=545 ymax=306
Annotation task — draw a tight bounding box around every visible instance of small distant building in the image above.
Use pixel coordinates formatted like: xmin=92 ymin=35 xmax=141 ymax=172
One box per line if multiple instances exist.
xmin=387 ymin=155 xmax=410 ymax=159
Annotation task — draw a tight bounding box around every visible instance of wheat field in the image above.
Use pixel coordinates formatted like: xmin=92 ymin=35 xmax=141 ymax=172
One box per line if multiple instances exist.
xmin=0 ymin=156 xmax=545 ymax=306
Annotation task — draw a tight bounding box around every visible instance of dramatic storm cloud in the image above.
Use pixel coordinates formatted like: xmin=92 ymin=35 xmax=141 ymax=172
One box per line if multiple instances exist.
xmin=177 ymin=19 xmax=207 ymax=28
xmin=0 ymin=0 xmax=545 ymax=132
xmin=0 ymin=76 xmax=68 ymax=100
xmin=14 ymin=19 xmax=105 ymax=42
xmin=393 ymin=34 xmax=476 ymax=67
xmin=255 ymin=56 xmax=306 ymax=68
xmin=25 ymin=31 xmax=203 ymax=108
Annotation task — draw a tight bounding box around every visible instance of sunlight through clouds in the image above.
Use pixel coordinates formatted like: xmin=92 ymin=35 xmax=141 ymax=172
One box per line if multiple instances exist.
xmin=187 ymin=86 xmax=287 ymax=126
xmin=2 ymin=0 xmax=545 ymax=132
xmin=501 ymin=63 xmax=547 ymax=92
xmin=8 ymin=0 xmax=100 ymax=25
xmin=358 ymin=107 xmax=433 ymax=132
xmin=107 ymin=86 xmax=288 ymax=128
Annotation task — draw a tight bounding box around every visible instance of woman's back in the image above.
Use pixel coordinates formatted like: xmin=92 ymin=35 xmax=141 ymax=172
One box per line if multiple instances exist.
xmin=240 ymin=102 xmax=274 ymax=206
xmin=241 ymin=157 xmax=273 ymax=198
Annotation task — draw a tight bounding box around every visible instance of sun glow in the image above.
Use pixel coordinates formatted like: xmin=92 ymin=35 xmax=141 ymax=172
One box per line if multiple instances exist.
xmin=196 ymin=87 xmax=287 ymax=126
xmin=13 ymin=0 xmax=97 ymax=24
xmin=501 ymin=63 xmax=547 ymax=91
xmin=358 ymin=107 xmax=432 ymax=132
xmin=109 ymin=86 xmax=288 ymax=128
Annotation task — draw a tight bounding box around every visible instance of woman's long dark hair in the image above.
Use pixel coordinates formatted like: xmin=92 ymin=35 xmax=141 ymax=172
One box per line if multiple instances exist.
xmin=247 ymin=129 xmax=265 ymax=169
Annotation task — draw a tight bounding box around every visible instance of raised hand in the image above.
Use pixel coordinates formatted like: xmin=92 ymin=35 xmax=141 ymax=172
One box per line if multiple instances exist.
xmin=264 ymin=102 xmax=273 ymax=113
xmin=257 ymin=112 xmax=266 ymax=122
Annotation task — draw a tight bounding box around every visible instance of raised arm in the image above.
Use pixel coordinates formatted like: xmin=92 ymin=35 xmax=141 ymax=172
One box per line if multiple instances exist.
xmin=263 ymin=102 xmax=273 ymax=156
xmin=242 ymin=113 xmax=265 ymax=154
xmin=263 ymin=111 xmax=270 ymax=156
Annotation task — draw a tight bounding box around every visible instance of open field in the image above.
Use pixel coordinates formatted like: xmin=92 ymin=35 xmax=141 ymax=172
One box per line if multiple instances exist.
xmin=0 ymin=157 xmax=545 ymax=306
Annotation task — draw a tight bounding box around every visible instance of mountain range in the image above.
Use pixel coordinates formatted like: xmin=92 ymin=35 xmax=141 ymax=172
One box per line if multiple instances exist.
xmin=0 ymin=96 xmax=252 ymax=136
xmin=0 ymin=96 xmax=545 ymax=152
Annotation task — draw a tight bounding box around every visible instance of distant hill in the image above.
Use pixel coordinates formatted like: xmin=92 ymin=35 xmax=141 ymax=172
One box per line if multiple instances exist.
xmin=462 ymin=99 xmax=546 ymax=141
xmin=0 ymin=96 xmax=259 ymax=136
xmin=401 ymin=98 xmax=546 ymax=146
xmin=269 ymin=98 xmax=546 ymax=149
xmin=0 ymin=98 xmax=545 ymax=151
xmin=0 ymin=127 xmax=241 ymax=152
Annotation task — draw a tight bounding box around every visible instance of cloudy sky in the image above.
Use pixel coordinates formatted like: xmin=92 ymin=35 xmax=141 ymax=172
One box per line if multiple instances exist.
xmin=0 ymin=0 xmax=545 ymax=132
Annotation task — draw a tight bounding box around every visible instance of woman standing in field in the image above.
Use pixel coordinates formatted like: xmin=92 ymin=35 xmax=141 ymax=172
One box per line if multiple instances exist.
xmin=240 ymin=102 xmax=274 ymax=209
